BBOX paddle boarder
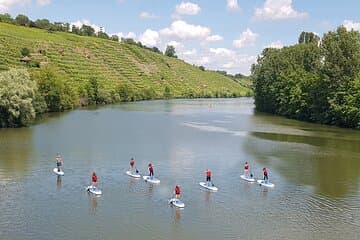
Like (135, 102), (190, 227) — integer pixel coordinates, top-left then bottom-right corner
(244, 162), (250, 177)
(175, 185), (181, 199)
(130, 157), (135, 171)
(55, 153), (63, 172)
(206, 169), (212, 186)
(148, 163), (154, 178)
(92, 172), (98, 187)
(263, 167), (268, 183)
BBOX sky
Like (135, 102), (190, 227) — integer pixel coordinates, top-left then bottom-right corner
(1, 0), (360, 75)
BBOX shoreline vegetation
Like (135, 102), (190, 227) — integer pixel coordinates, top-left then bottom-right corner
(0, 15), (251, 128)
(252, 27), (360, 129)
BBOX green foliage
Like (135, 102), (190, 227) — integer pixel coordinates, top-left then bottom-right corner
(252, 26), (360, 128)
(15, 14), (30, 26)
(0, 69), (36, 127)
(80, 25), (95, 36)
(199, 66), (205, 71)
(35, 19), (51, 29)
(163, 85), (172, 99)
(110, 35), (119, 42)
(97, 31), (109, 39)
(0, 13), (14, 24)
(165, 45), (177, 58)
(21, 48), (30, 57)
(32, 66), (78, 112)
(298, 31), (320, 44)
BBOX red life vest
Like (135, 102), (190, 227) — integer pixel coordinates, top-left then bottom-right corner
(245, 164), (249, 170)
(175, 186), (180, 194)
(92, 174), (98, 182)
(206, 170), (211, 177)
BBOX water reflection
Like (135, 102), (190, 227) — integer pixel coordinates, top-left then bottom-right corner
(56, 176), (62, 190)
(247, 129), (360, 198)
(0, 128), (33, 179)
(89, 195), (99, 214)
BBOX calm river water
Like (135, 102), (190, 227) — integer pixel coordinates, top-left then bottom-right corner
(0, 98), (359, 239)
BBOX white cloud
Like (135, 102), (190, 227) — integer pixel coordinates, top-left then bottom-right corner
(233, 28), (258, 48)
(206, 34), (223, 42)
(139, 11), (158, 20)
(210, 47), (234, 57)
(114, 32), (137, 40)
(255, 0), (307, 20)
(175, 1), (201, 15)
(166, 40), (184, 49)
(37, 0), (51, 6)
(139, 29), (160, 47)
(181, 48), (197, 56)
(0, 0), (30, 12)
(71, 20), (103, 33)
(264, 40), (284, 49)
(160, 20), (210, 40)
(227, 0), (240, 11)
(343, 20), (360, 32)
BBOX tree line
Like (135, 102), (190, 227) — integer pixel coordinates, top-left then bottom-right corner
(252, 27), (360, 128)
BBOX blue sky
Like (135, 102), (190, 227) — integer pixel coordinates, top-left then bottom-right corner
(1, 0), (360, 75)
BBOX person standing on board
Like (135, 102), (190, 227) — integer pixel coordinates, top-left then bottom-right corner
(175, 185), (181, 199)
(206, 169), (212, 186)
(244, 162), (250, 177)
(129, 158), (135, 172)
(148, 163), (154, 178)
(92, 172), (98, 187)
(55, 153), (63, 172)
(263, 168), (269, 182)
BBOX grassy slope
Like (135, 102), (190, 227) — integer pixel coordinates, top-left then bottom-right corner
(0, 23), (250, 98)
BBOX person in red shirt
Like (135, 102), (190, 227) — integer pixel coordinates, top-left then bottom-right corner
(148, 163), (154, 178)
(206, 169), (212, 186)
(244, 162), (249, 177)
(92, 172), (98, 187)
(175, 185), (181, 199)
(263, 168), (268, 182)
(129, 158), (135, 171)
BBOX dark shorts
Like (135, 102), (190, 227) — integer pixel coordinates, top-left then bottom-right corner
(149, 170), (154, 176)
(56, 162), (61, 167)
(206, 176), (211, 181)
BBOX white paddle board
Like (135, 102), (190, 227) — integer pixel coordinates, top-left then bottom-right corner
(240, 174), (255, 182)
(86, 186), (102, 195)
(257, 180), (275, 188)
(126, 170), (141, 178)
(199, 182), (218, 191)
(53, 167), (64, 176)
(168, 198), (185, 208)
(143, 176), (160, 184)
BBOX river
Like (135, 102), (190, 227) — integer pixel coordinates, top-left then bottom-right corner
(0, 98), (359, 239)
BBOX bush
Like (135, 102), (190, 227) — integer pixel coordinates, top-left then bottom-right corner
(0, 69), (37, 127)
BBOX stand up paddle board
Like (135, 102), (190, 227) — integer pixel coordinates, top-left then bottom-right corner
(168, 198), (185, 208)
(199, 182), (218, 191)
(86, 186), (102, 195)
(257, 180), (275, 188)
(126, 170), (141, 178)
(240, 174), (255, 182)
(143, 176), (160, 184)
(53, 168), (64, 176)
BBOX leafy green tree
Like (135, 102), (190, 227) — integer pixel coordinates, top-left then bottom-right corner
(298, 31), (320, 44)
(165, 45), (177, 58)
(199, 66), (205, 71)
(15, 14), (30, 26)
(0, 69), (37, 127)
(0, 13), (14, 24)
(71, 25), (80, 35)
(97, 31), (109, 39)
(110, 35), (119, 41)
(80, 25), (95, 36)
(35, 19), (51, 29)
(32, 66), (78, 112)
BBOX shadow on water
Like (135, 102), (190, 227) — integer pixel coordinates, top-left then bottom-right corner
(56, 176), (62, 190)
(246, 128), (360, 198)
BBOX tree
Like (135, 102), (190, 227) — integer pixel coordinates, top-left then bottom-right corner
(0, 13), (14, 24)
(165, 45), (177, 58)
(110, 35), (119, 42)
(0, 69), (37, 127)
(35, 19), (51, 29)
(298, 31), (320, 44)
(15, 14), (30, 26)
(21, 48), (30, 57)
(71, 25), (80, 35)
(97, 31), (109, 39)
(80, 25), (95, 36)
(199, 66), (205, 71)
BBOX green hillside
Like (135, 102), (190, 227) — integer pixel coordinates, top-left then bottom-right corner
(0, 22), (250, 100)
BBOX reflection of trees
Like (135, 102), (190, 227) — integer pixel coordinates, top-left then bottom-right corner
(245, 131), (360, 198)
(0, 128), (33, 179)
